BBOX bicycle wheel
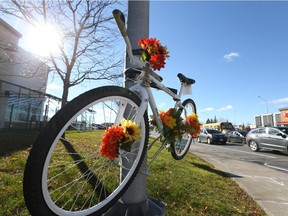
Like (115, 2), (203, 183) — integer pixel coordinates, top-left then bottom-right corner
(23, 86), (148, 216)
(171, 98), (197, 160)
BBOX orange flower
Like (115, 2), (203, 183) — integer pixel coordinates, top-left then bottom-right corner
(159, 108), (177, 129)
(184, 114), (201, 137)
(138, 38), (160, 53)
(159, 108), (173, 120)
(163, 116), (176, 129)
(99, 120), (142, 159)
(100, 126), (124, 159)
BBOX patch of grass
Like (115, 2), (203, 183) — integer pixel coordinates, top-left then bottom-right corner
(0, 130), (39, 216)
(0, 132), (266, 215)
(147, 140), (266, 215)
(0, 147), (31, 215)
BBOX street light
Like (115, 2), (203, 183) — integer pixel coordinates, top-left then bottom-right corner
(258, 96), (269, 114)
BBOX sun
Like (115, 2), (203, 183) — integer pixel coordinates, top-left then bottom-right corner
(24, 23), (62, 56)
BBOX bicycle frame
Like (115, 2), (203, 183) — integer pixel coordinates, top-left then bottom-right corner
(113, 9), (193, 169)
(123, 66), (191, 171)
(129, 69), (188, 134)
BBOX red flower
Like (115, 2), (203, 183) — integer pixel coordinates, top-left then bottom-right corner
(149, 54), (166, 71)
(138, 38), (169, 71)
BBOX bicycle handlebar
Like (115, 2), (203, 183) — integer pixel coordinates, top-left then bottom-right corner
(113, 9), (144, 68)
(112, 9), (127, 37)
(112, 9), (162, 83)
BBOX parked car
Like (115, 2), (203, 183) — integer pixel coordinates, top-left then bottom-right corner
(274, 126), (288, 135)
(92, 123), (107, 130)
(197, 128), (227, 144)
(227, 130), (247, 144)
(246, 127), (288, 152)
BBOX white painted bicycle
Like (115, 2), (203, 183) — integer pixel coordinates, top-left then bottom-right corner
(23, 9), (197, 216)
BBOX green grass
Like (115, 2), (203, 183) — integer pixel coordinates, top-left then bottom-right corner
(0, 131), (266, 216)
(147, 139), (266, 215)
(0, 131), (36, 216)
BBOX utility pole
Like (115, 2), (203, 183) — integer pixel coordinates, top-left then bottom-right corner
(124, 0), (149, 88)
(258, 96), (269, 114)
(105, 1), (166, 215)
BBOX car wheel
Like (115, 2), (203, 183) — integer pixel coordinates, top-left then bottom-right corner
(249, 140), (259, 152)
(207, 138), (211, 144)
(197, 137), (201, 143)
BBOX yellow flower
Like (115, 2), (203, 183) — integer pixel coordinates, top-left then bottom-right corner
(121, 119), (142, 142)
(188, 113), (199, 122)
(163, 115), (176, 129)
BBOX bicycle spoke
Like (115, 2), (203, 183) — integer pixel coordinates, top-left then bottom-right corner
(24, 87), (148, 215)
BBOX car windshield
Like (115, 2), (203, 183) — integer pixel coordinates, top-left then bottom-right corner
(207, 129), (221, 134)
(238, 131), (247, 136)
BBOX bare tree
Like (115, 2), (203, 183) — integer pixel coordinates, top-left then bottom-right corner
(0, 0), (124, 106)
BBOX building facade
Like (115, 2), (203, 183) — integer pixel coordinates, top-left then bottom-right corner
(255, 111), (287, 127)
(0, 18), (58, 130)
(278, 107), (288, 126)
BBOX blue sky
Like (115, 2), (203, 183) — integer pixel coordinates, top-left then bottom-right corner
(147, 1), (288, 126)
(4, 1), (288, 126)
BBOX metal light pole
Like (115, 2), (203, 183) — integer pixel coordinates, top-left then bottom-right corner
(258, 96), (269, 114)
(105, 1), (165, 215)
(124, 0), (149, 89)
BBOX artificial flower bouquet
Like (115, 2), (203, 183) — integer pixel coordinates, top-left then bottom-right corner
(150, 108), (200, 144)
(100, 119), (141, 159)
(138, 38), (169, 71)
(184, 113), (201, 138)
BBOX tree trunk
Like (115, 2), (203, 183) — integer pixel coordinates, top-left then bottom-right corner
(62, 82), (69, 106)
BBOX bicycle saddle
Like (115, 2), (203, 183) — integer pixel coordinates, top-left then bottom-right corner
(177, 73), (195, 84)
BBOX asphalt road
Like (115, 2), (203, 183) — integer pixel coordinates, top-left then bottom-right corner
(189, 141), (288, 216)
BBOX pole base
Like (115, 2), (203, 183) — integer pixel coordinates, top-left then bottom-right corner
(104, 196), (166, 216)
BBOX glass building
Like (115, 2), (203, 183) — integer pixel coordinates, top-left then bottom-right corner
(0, 18), (60, 130)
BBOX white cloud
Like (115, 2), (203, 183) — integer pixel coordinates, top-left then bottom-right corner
(218, 105), (233, 111)
(201, 107), (214, 112)
(47, 83), (62, 90)
(269, 97), (288, 104)
(201, 105), (234, 112)
(223, 52), (240, 62)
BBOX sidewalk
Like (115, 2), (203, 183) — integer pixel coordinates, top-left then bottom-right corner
(189, 144), (288, 216)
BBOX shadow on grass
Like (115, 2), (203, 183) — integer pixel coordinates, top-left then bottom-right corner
(191, 162), (243, 178)
(0, 130), (39, 157)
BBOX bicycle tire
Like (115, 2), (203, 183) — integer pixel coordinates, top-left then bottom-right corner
(23, 86), (148, 216)
(171, 98), (197, 160)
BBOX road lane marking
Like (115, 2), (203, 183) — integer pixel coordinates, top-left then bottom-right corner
(264, 163), (288, 173)
(269, 178), (285, 186)
(241, 174), (286, 186)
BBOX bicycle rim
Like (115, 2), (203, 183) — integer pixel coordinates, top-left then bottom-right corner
(171, 99), (196, 160)
(24, 86), (148, 216)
